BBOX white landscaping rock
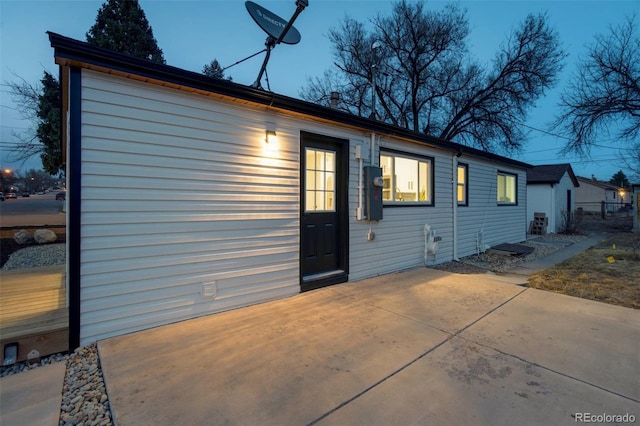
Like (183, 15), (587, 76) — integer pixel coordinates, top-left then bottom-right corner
(13, 229), (34, 245)
(34, 229), (57, 244)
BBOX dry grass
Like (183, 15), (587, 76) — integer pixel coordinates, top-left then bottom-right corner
(528, 232), (640, 309)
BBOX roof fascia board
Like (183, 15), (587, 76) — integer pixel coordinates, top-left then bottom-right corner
(48, 31), (531, 170)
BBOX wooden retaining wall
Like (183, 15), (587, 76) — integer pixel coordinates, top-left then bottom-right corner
(0, 265), (67, 364)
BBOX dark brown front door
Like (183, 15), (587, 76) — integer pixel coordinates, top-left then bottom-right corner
(300, 132), (348, 291)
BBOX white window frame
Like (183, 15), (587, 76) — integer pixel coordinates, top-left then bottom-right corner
(497, 171), (517, 205)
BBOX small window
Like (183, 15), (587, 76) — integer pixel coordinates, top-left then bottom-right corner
(497, 171), (517, 205)
(457, 163), (468, 206)
(380, 152), (433, 205)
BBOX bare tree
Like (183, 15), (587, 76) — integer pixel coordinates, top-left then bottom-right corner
(6, 75), (41, 161)
(6, 72), (62, 175)
(621, 142), (640, 181)
(301, 0), (565, 154)
(441, 13), (565, 152)
(554, 14), (639, 157)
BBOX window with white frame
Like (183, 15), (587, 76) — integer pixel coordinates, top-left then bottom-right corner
(380, 152), (433, 204)
(497, 171), (517, 205)
(457, 163), (468, 206)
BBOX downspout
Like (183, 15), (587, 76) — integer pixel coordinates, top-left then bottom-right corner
(356, 132), (377, 222)
(356, 145), (364, 220)
(452, 153), (458, 260)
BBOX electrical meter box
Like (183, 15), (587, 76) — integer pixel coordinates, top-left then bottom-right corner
(364, 166), (383, 220)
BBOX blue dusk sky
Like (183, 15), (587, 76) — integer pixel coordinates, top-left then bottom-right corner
(0, 0), (637, 181)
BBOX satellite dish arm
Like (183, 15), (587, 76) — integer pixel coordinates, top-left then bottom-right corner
(274, 0), (308, 45)
(252, 0), (309, 89)
(252, 37), (275, 89)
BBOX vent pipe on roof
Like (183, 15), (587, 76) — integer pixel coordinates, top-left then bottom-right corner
(330, 91), (340, 109)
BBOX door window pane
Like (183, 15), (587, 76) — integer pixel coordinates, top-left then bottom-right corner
(305, 148), (336, 212)
(325, 152), (335, 172)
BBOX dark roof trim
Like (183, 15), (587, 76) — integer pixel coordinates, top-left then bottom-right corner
(48, 32), (532, 170)
(527, 163), (579, 187)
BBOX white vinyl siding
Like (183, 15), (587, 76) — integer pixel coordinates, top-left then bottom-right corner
(79, 70), (301, 343)
(348, 139), (454, 280)
(527, 185), (554, 232)
(527, 173), (576, 233)
(456, 161), (526, 258)
(76, 69), (529, 343)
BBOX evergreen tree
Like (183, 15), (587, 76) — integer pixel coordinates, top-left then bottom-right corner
(86, 0), (165, 63)
(203, 59), (231, 81)
(37, 72), (62, 175)
(609, 170), (630, 188)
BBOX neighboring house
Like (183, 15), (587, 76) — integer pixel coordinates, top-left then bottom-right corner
(526, 164), (579, 233)
(575, 176), (626, 213)
(49, 33), (530, 348)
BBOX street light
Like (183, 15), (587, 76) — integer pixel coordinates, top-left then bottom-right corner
(1, 168), (12, 193)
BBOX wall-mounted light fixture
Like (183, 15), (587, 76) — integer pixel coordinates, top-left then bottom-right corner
(265, 130), (277, 144)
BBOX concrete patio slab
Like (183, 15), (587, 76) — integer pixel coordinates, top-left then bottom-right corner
(317, 337), (639, 426)
(98, 266), (640, 426)
(462, 288), (640, 402)
(0, 361), (66, 426)
(332, 268), (526, 333)
(99, 284), (450, 426)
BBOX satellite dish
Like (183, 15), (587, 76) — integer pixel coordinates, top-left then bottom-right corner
(245, 0), (309, 89)
(246, 1), (301, 45)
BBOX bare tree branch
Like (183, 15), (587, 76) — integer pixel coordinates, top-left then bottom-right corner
(5, 75), (47, 163)
(300, 1), (565, 155)
(554, 14), (640, 156)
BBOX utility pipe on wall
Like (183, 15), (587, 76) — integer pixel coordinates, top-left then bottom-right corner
(356, 144), (364, 220)
(370, 132), (376, 167)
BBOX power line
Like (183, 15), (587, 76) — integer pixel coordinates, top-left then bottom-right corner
(513, 118), (626, 145)
(0, 125), (31, 130)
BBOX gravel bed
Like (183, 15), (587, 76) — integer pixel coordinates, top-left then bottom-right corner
(59, 344), (113, 426)
(432, 233), (588, 274)
(2, 243), (66, 270)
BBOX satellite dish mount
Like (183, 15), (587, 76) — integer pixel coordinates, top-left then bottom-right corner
(245, 0), (308, 89)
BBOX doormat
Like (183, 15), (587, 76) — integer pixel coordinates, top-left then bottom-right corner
(489, 243), (535, 256)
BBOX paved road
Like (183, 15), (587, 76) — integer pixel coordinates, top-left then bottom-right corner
(0, 193), (66, 227)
